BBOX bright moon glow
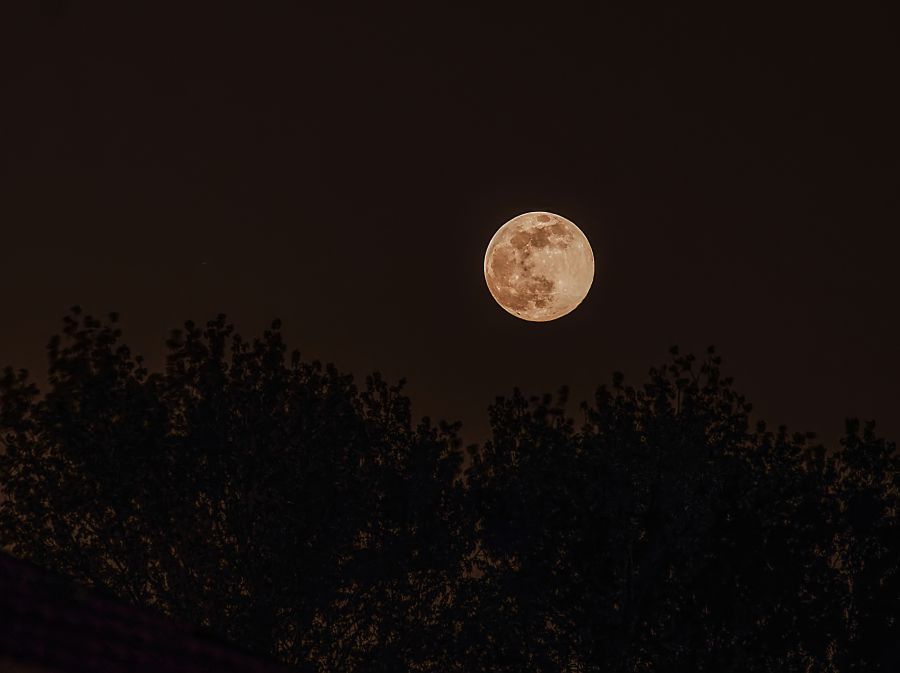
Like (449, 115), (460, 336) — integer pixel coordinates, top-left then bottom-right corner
(484, 211), (594, 322)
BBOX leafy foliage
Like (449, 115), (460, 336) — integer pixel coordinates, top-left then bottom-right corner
(0, 310), (468, 671)
(1, 313), (898, 671)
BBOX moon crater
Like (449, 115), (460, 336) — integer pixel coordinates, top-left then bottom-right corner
(484, 211), (594, 322)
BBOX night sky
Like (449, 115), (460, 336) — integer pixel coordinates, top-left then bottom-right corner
(2, 3), (898, 446)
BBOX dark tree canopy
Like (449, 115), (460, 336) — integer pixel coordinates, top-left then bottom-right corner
(1, 311), (898, 671)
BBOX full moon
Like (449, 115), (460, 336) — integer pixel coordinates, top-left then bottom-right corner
(484, 211), (594, 322)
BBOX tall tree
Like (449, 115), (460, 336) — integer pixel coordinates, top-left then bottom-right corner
(464, 348), (899, 672)
(0, 309), (470, 671)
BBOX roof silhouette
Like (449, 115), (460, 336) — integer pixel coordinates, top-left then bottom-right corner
(0, 553), (291, 673)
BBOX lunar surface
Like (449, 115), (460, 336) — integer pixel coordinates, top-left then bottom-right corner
(484, 211), (594, 322)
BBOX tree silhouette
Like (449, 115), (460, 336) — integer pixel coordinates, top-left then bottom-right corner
(465, 348), (899, 671)
(1, 313), (897, 671)
(0, 309), (470, 671)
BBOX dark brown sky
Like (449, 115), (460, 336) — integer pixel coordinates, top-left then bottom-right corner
(2, 3), (898, 446)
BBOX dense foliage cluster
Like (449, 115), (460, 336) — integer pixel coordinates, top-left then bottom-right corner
(1, 310), (897, 671)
